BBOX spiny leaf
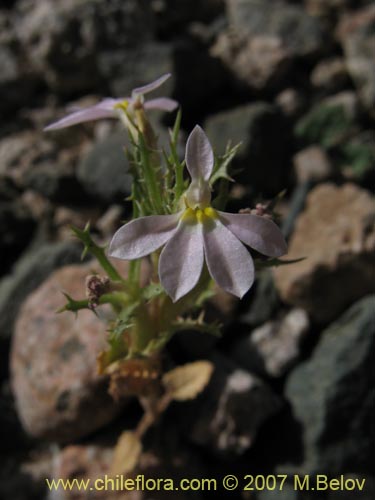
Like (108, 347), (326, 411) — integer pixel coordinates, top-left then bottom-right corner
(210, 142), (241, 185)
(57, 292), (91, 315)
(170, 315), (222, 337)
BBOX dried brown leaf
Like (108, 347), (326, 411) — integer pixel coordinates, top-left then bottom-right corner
(110, 431), (142, 476)
(162, 361), (214, 401)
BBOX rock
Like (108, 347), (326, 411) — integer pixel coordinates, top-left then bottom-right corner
(77, 131), (132, 205)
(241, 270), (280, 327)
(311, 57), (349, 91)
(336, 4), (375, 113)
(49, 440), (206, 500)
(99, 42), (174, 99)
(20, 190), (51, 220)
(96, 205), (124, 240)
(0, 241), (82, 344)
(10, 262), (125, 442)
(23, 162), (85, 204)
(211, 31), (292, 91)
(328, 476), (375, 500)
(179, 354), (282, 458)
(293, 146), (333, 184)
(323, 91), (359, 122)
(281, 181), (312, 240)
(0, 40), (38, 117)
(305, 0), (351, 18)
(285, 295), (375, 474)
(205, 102), (290, 195)
(275, 88), (304, 118)
(15, 0), (154, 94)
(0, 130), (84, 200)
(226, 0), (327, 58)
(256, 484), (300, 500)
(232, 309), (309, 377)
(0, 201), (36, 277)
(52, 444), (113, 484)
(153, 0), (225, 38)
(274, 183), (375, 322)
(0, 131), (42, 182)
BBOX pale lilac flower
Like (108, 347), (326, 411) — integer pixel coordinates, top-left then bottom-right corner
(109, 126), (287, 302)
(44, 74), (178, 131)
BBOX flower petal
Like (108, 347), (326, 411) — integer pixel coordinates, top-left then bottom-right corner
(144, 97), (179, 112)
(132, 74), (171, 97)
(203, 219), (254, 298)
(109, 213), (180, 260)
(159, 222), (204, 302)
(185, 125), (214, 182)
(218, 212), (287, 257)
(44, 99), (120, 131)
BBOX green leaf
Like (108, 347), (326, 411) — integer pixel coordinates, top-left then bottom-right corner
(142, 282), (165, 301)
(295, 104), (352, 148)
(57, 292), (91, 315)
(110, 302), (139, 339)
(210, 142), (241, 185)
(254, 256), (306, 270)
(70, 224), (125, 283)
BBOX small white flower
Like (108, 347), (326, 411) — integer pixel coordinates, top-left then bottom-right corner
(44, 74), (178, 131)
(109, 126), (287, 302)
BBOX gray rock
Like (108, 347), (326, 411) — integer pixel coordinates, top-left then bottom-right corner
(310, 57), (350, 92)
(227, 0), (327, 58)
(15, 0), (154, 94)
(241, 270), (280, 327)
(337, 4), (375, 113)
(180, 354), (282, 458)
(256, 484), (301, 500)
(23, 163), (85, 203)
(285, 295), (375, 474)
(211, 30), (292, 91)
(328, 476), (375, 500)
(99, 42), (174, 98)
(0, 41), (38, 117)
(205, 102), (289, 195)
(77, 131), (132, 204)
(153, 0), (225, 37)
(0, 241), (82, 343)
(233, 309), (309, 377)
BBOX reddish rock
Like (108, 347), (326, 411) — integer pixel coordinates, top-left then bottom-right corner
(10, 260), (140, 442)
(274, 183), (375, 322)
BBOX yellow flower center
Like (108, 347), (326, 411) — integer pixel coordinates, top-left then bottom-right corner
(114, 100), (129, 112)
(181, 206), (218, 225)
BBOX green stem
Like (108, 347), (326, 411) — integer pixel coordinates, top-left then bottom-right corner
(92, 246), (126, 283)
